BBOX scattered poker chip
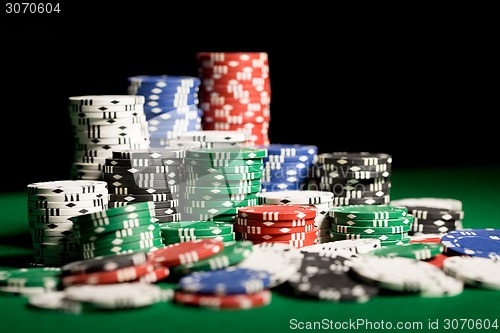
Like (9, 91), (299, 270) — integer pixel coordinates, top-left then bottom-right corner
(174, 289), (271, 310)
(286, 252), (378, 302)
(171, 240), (253, 275)
(368, 243), (443, 260)
(178, 266), (271, 295)
(409, 234), (443, 244)
(237, 205), (317, 221)
(60, 252), (149, 276)
(424, 253), (448, 268)
(147, 238), (224, 267)
(442, 256), (500, 290)
(328, 205), (407, 219)
(237, 242), (304, 287)
(61, 263), (155, 286)
(440, 228), (500, 258)
(350, 255), (463, 297)
(0, 267), (61, 290)
(300, 239), (382, 254)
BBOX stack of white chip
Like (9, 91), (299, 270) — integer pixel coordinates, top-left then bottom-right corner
(257, 190), (334, 243)
(68, 95), (150, 180)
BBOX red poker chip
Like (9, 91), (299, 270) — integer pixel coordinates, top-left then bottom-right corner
(201, 82), (270, 95)
(203, 106), (270, 118)
(202, 113), (270, 125)
(237, 205), (318, 221)
(201, 102), (268, 114)
(202, 122), (270, 133)
(174, 289), (271, 309)
(199, 67), (270, 79)
(146, 238), (224, 267)
(197, 52), (269, 65)
(61, 263), (154, 286)
(136, 266), (170, 283)
(234, 217), (315, 228)
(234, 224), (316, 235)
(423, 253), (449, 268)
(409, 236), (442, 244)
(239, 229), (318, 241)
(200, 93), (270, 107)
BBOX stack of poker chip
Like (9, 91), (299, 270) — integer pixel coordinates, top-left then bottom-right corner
(71, 202), (165, 259)
(196, 52), (271, 147)
(311, 152), (392, 206)
(166, 129), (248, 150)
(328, 205), (414, 247)
(389, 197), (464, 235)
(235, 205), (319, 248)
(68, 95), (150, 180)
(159, 221), (236, 245)
(27, 180), (109, 267)
(182, 147), (267, 222)
(259, 144), (318, 192)
(102, 148), (184, 223)
(256, 190), (334, 243)
(127, 75), (202, 148)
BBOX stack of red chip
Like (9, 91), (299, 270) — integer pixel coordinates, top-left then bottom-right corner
(235, 205), (319, 248)
(196, 52), (271, 147)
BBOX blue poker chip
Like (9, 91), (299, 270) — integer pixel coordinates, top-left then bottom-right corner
(262, 144), (318, 157)
(440, 228), (500, 259)
(178, 267), (271, 295)
(264, 154), (317, 164)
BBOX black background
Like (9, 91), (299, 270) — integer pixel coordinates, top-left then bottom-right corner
(0, 3), (497, 192)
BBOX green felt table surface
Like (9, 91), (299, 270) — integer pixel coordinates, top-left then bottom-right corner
(1, 165), (500, 333)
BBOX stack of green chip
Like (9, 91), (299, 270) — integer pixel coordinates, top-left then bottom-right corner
(71, 202), (165, 259)
(181, 147), (266, 222)
(328, 205), (414, 246)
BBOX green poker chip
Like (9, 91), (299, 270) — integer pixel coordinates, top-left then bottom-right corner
(329, 231), (409, 242)
(186, 147), (267, 160)
(369, 243), (443, 260)
(328, 205), (408, 219)
(162, 232), (235, 245)
(184, 164), (264, 174)
(0, 267), (61, 288)
(159, 221), (234, 237)
(331, 224), (411, 235)
(333, 215), (414, 227)
(81, 238), (165, 259)
(171, 240), (253, 275)
(76, 223), (162, 243)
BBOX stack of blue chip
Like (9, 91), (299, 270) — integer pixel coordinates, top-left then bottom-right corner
(259, 144), (318, 192)
(127, 75), (203, 147)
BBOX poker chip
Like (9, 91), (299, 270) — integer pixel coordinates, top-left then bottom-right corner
(69, 95), (150, 180)
(440, 228), (500, 258)
(442, 256), (500, 290)
(237, 205), (317, 221)
(178, 267), (271, 295)
(350, 255), (464, 297)
(329, 205), (408, 219)
(61, 263), (155, 286)
(286, 252), (378, 302)
(174, 289), (271, 310)
(300, 239), (382, 255)
(237, 242), (304, 287)
(368, 243), (443, 260)
(147, 238), (224, 267)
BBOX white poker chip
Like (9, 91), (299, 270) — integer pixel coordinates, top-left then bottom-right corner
(68, 95), (145, 106)
(389, 197), (462, 211)
(442, 256), (500, 290)
(28, 291), (82, 314)
(64, 283), (173, 309)
(257, 190), (334, 205)
(174, 130), (248, 143)
(236, 243), (304, 287)
(350, 256), (463, 297)
(301, 239), (382, 255)
(27, 180), (108, 195)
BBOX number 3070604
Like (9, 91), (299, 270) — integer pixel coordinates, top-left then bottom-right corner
(5, 3), (60, 14)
